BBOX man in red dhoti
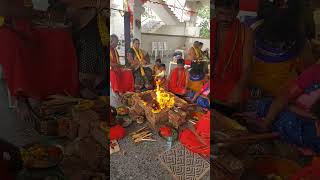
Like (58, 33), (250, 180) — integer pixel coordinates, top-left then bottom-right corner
(110, 34), (134, 94)
(211, 0), (253, 112)
(168, 58), (189, 96)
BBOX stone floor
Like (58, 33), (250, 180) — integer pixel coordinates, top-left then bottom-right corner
(110, 91), (210, 180)
(0, 79), (42, 147)
(110, 122), (210, 180)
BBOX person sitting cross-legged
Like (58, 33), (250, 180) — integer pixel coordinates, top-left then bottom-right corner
(168, 58), (189, 96)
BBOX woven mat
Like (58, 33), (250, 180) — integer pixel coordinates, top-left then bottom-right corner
(158, 143), (210, 180)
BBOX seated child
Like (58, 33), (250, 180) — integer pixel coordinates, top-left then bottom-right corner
(153, 58), (162, 75)
(188, 74), (210, 108)
(249, 64), (320, 153)
(154, 64), (166, 88)
(168, 58), (189, 96)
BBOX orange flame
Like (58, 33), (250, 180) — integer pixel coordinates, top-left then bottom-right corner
(152, 79), (175, 113)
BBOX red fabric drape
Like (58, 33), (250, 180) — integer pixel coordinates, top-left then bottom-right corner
(211, 18), (249, 103)
(240, 0), (259, 12)
(0, 21), (78, 99)
(179, 111), (210, 156)
(110, 48), (134, 93)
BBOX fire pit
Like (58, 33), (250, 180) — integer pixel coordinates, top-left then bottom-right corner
(132, 80), (188, 129)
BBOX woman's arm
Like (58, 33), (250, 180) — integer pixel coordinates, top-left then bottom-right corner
(288, 105), (317, 120)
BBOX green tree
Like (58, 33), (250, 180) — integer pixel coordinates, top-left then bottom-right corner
(198, 6), (210, 38)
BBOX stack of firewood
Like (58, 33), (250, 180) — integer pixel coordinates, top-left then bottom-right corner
(39, 95), (80, 118)
(130, 127), (156, 143)
(168, 108), (187, 129)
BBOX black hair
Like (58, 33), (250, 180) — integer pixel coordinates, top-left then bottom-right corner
(190, 62), (205, 76)
(156, 59), (162, 63)
(160, 64), (166, 68)
(199, 42), (204, 46)
(177, 58), (185, 65)
(258, 0), (304, 44)
(132, 38), (140, 43)
(111, 34), (118, 40)
(214, 0), (239, 9)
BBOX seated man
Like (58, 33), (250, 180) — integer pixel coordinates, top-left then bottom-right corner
(211, 0), (253, 113)
(188, 74), (210, 109)
(110, 34), (134, 94)
(127, 38), (153, 91)
(168, 58), (189, 96)
(249, 64), (320, 153)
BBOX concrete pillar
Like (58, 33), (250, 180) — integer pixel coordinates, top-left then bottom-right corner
(130, 0), (144, 41)
(186, 1), (200, 26)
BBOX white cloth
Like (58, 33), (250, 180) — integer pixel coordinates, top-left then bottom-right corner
(110, 83), (122, 108)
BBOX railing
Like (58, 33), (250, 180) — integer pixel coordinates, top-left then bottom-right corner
(163, 0), (189, 22)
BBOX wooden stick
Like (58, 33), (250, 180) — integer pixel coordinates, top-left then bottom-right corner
(130, 127), (147, 136)
(214, 132), (280, 144)
(131, 131), (150, 139)
(141, 139), (156, 142)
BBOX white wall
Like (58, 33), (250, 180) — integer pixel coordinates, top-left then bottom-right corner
(141, 34), (187, 54)
(154, 25), (186, 36)
(154, 24), (201, 37)
(141, 34), (210, 58)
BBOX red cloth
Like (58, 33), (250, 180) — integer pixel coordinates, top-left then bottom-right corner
(292, 158), (320, 180)
(110, 48), (134, 93)
(240, 0), (259, 12)
(179, 111), (210, 156)
(195, 111), (210, 144)
(110, 125), (126, 140)
(159, 126), (172, 137)
(168, 67), (187, 95)
(110, 69), (134, 93)
(185, 59), (192, 65)
(211, 18), (249, 103)
(0, 21), (78, 99)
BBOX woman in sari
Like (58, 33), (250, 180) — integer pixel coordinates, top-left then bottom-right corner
(248, 64), (320, 153)
(188, 74), (210, 109)
(250, 0), (316, 98)
(127, 38), (153, 91)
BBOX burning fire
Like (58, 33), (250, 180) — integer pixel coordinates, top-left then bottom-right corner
(152, 79), (175, 113)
